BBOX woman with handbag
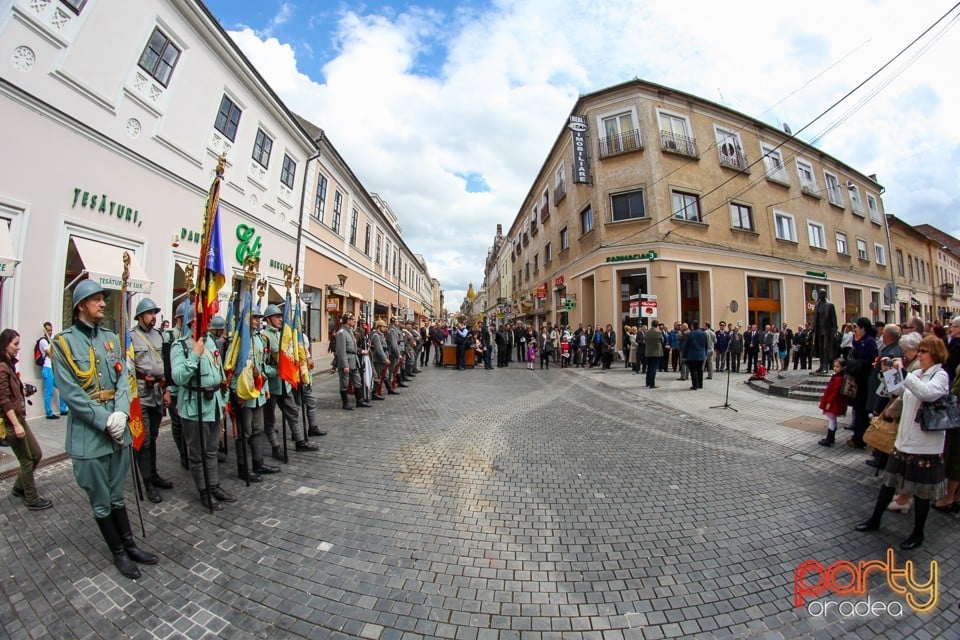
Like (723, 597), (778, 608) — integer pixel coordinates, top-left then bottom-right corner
(855, 335), (950, 549)
(0, 329), (52, 510)
(932, 318), (960, 512)
(880, 332), (922, 513)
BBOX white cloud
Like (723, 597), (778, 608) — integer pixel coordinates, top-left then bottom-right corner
(225, 0), (960, 308)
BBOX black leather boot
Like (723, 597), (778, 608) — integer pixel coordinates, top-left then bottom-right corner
(817, 429), (835, 447)
(95, 515), (140, 579)
(901, 498), (929, 549)
(112, 507), (158, 565)
(253, 459), (280, 474)
(200, 490), (223, 511)
(856, 485), (895, 532)
(211, 485), (237, 503)
(355, 391), (372, 408)
(341, 391), (353, 410)
(271, 445), (284, 461)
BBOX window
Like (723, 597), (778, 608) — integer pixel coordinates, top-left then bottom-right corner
(525, 262), (530, 280)
(672, 192), (701, 222)
(280, 154), (296, 189)
(364, 224), (371, 255)
(773, 211), (796, 242)
(715, 127), (746, 170)
(874, 243), (887, 265)
(659, 112), (692, 153)
(313, 174), (327, 221)
(836, 231), (849, 255)
(796, 159), (817, 192)
(137, 28), (181, 87)
(560, 227), (569, 251)
(531, 209), (538, 235)
(534, 253), (539, 272)
(611, 190), (646, 222)
(857, 239), (869, 261)
(252, 129), (272, 168)
(554, 165), (566, 202)
(896, 249), (904, 276)
(824, 172), (844, 207)
(332, 191), (342, 233)
(730, 203), (754, 231)
(807, 221), (826, 249)
(60, 0), (88, 13)
(600, 111), (640, 156)
(849, 186), (864, 216)
(761, 143), (788, 182)
(545, 242), (552, 263)
(866, 194), (881, 222)
(349, 209), (359, 245)
(580, 207), (593, 234)
(542, 189), (550, 220)
(213, 95), (242, 142)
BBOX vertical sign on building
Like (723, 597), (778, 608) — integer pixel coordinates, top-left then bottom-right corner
(569, 115), (590, 184)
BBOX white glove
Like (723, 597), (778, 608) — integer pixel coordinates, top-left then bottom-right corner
(106, 412), (128, 443)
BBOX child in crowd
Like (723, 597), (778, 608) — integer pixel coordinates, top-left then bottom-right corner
(560, 338), (570, 368)
(817, 358), (848, 446)
(526, 341), (537, 370)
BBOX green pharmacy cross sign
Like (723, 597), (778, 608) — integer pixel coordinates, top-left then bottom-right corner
(606, 250), (657, 263)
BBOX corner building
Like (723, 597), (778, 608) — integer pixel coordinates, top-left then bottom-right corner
(497, 79), (894, 330)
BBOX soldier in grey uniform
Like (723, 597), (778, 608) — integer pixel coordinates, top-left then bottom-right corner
(294, 329), (327, 436)
(129, 298), (173, 504)
(171, 306), (235, 510)
(337, 312), (372, 410)
(386, 317), (407, 389)
(163, 301), (188, 469)
(262, 304), (317, 455)
(52, 280), (158, 580)
(404, 320), (419, 377)
(370, 319), (391, 398)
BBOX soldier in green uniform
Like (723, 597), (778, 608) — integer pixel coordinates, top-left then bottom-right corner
(51, 280), (158, 580)
(162, 301), (188, 469)
(170, 306), (235, 510)
(230, 306), (280, 482)
(261, 304), (316, 456)
(129, 298), (173, 503)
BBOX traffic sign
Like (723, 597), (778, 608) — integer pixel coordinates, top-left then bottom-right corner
(640, 294), (657, 300)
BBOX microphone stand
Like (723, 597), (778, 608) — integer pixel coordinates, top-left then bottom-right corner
(710, 345), (737, 412)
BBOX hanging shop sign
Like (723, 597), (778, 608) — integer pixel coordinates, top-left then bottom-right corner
(71, 187), (143, 227)
(570, 115), (590, 184)
(535, 283), (548, 299)
(554, 275), (565, 287)
(806, 270), (827, 279)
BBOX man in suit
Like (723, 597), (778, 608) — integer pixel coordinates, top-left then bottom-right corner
(644, 322), (664, 388)
(682, 321), (708, 389)
(743, 324), (758, 372)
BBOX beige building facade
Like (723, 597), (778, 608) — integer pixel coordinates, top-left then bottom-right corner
(492, 80), (895, 331)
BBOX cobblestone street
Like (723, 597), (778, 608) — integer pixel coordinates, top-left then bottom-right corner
(1, 363), (958, 639)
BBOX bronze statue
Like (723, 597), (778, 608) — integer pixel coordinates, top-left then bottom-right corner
(811, 289), (837, 372)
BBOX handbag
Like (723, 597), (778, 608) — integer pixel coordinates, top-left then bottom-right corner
(918, 394), (960, 431)
(863, 415), (897, 454)
(840, 373), (858, 400)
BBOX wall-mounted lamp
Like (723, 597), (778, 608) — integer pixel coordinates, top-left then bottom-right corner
(337, 273), (347, 288)
(846, 181), (857, 191)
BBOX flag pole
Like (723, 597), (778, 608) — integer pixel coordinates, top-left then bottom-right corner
(294, 276), (310, 442)
(194, 154), (227, 514)
(121, 252), (146, 537)
(280, 266), (293, 464)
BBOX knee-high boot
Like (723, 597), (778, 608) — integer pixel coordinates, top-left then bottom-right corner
(341, 390), (352, 410)
(901, 498), (929, 549)
(355, 390), (372, 408)
(855, 485), (896, 531)
(95, 515), (140, 579)
(112, 506), (158, 565)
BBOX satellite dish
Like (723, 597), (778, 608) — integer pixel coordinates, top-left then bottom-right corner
(729, 300), (739, 313)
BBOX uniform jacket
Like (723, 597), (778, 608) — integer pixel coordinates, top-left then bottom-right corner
(714, 330), (730, 353)
(52, 321), (132, 459)
(336, 326), (360, 370)
(262, 324), (291, 395)
(229, 333), (268, 409)
(171, 334), (227, 422)
(129, 324), (165, 407)
(370, 330), (388, 366)
(387, 325), (401, 358)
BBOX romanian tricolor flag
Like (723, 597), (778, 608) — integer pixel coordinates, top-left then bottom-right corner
(194, 157), (227, 339)
(124, 334), (146, 451)
(278, 291), (300, 388)
(293, 295), (311, 386)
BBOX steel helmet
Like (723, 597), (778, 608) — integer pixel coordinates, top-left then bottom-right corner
(182, 304), (195, 327)
(135, 297), (161, 318)
(251, 305), (263, 318)
(210, 316), (226, 330)
(72, 280), (108, 309)
(263, 304), (282, 319)
(174, 300), (189, 319)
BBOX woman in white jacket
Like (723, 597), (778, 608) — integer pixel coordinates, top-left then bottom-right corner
(855, 335), (950, 550)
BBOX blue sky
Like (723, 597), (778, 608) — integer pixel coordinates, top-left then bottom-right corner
(203, 0), (960, 310)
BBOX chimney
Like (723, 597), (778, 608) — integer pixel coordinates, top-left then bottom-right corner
(496, 224), (502, 236)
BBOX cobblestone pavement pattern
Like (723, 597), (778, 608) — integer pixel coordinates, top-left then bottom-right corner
(1, 364), (958, 639)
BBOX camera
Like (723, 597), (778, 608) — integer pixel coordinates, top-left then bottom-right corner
(24, 383), (37, 397)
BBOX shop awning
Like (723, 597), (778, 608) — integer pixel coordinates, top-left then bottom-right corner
(72, 237), (152, 293)
(330, 287), (365, 300)
(0, 223), (19, 278)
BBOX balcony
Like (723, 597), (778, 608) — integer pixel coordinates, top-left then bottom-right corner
(941, 283), (956, 297)
(826, 185), (845, 207)
(718, 148), (749, 172)
(800, 181), (822, 199)
(598, 129), (642, 159)
(660, 130), (698, 158)
(553, 182), (566, 204)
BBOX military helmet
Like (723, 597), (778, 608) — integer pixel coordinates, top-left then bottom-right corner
(263, 304), (282, 319)
(72, 279), (108, 309)
(340, 312), (355, 324)
(182, 304), (195, 327)
(210, 316), (226, 330)
(251, 305), (263, 318)
(135, 297), (161, 318)
(174, 300), (189, 319)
